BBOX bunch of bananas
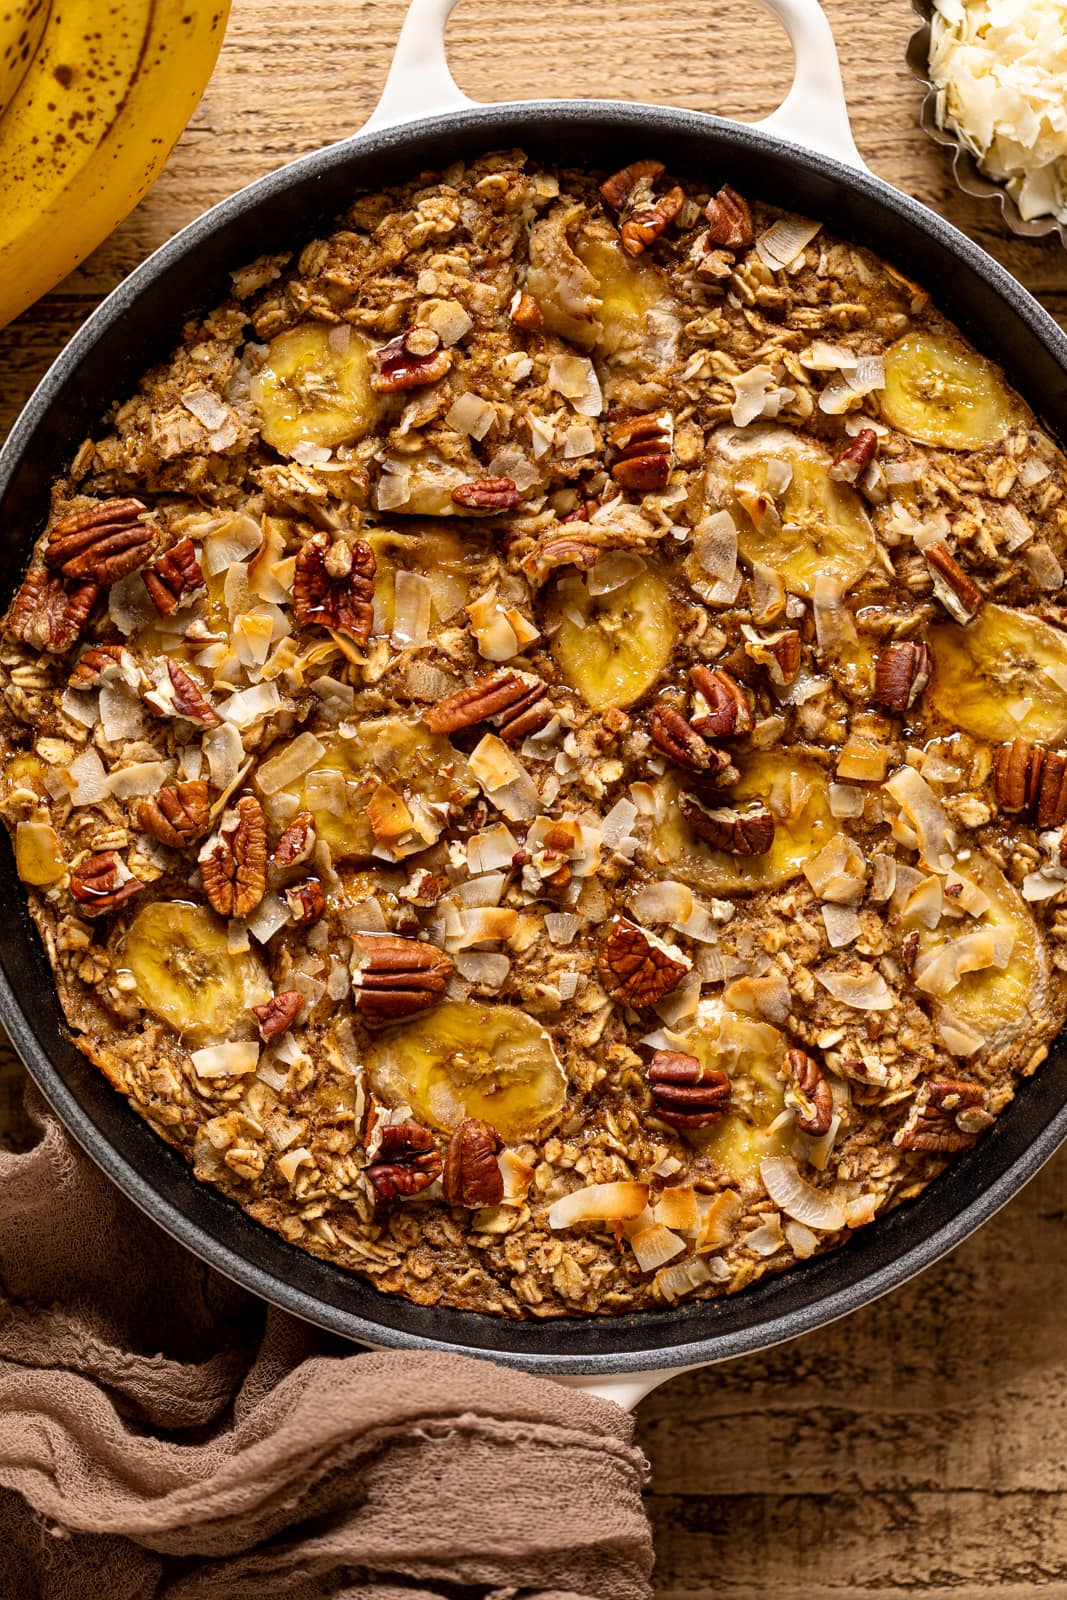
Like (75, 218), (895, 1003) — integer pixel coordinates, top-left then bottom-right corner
(0, 0), (229, 330)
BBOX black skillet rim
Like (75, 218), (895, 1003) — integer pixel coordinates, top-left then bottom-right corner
(2, 99), (1067, 1375)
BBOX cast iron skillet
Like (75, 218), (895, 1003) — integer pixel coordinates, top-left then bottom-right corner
(2, 0), (1067, 1405)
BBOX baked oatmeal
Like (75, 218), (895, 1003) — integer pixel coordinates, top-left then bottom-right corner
(2, 150), (1067, 1317)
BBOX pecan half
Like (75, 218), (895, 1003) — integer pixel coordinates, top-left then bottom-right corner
(509, 290), (544, 331)
(424, 669), (547, 738)
(351, 932), (454, 1022)
(598, 916), (690, 1007)
(829, 428), (879, 485)
(70, 851), (143, 915)
(703, 184), (754, 250)
(146, 658), (220, 726)
(600, 159), (665, 212)
(993, 738), (1046, 814)
(783, 1048), (834, 1137)
(649, 703), (738, 785)
(365, 1120), (443, 1203)
(293, 532), (375, 644)
(442, 1118), (504, 1208)
(678, 793), (775, 856)
(895, 1076), (989, 1153)
(451, 477), (522, 513)
(137, 780), (211, 848)
(609, 410), (674, 493)
(45, 498), (155, 583)
(143, 538), (205, 615)
(521, 531), (600, 585)
(68, 643), (130, 688)
(744, 627), (802, 686)
(273, 812), (316, 868)
(689, 666), (753, 736)
(7, 567), (100, 654)
(372, 325), (453, 393)
(873, 640), (932, 711)
(199, 795), (268, 919)
(924, 543), (982, 622)
(284, 878), (326, 926)
(253, 989), (303, 1041)
(1038, 750), (1067, 828)
(621, 185), (685, 256)
(648, 1050), (730, 1129)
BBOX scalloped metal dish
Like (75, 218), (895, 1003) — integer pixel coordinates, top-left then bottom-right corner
(907, 0), (1067, 247)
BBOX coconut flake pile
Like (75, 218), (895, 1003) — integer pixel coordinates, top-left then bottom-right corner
(929, 0), (1067, 222)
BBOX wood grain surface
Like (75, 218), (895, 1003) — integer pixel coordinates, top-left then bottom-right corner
(2, 2), (1066, 1594)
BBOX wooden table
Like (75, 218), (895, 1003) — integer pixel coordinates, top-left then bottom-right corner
(2, 2), (1066, 1593)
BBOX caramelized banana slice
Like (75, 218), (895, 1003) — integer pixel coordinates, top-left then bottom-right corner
(670, 997), (791, 1177)
(365, 526), (476, 638)
(273, 717), (476, 863)
(250, 324), (377, 455)
(576, 234), (682, 364)
(880, 332), (1016, 451)
(120, 900), (270, 1044)
(365, 1000), (567, 1143)
(915, 853), (1048, 1054)
(649, 751), (835, 895)
(707, 425), (875, 597)
(927, 604), (1067, 744)
(548, 565), (675, 710)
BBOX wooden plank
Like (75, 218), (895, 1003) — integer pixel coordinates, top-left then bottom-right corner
(2, 3), (1067, 1594)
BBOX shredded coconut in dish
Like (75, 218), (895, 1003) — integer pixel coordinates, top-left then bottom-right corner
(929, 0), (1067, 222)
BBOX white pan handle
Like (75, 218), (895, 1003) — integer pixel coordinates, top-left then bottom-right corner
(363, 0), (866, 171)
(554, 1364), (702, 1410)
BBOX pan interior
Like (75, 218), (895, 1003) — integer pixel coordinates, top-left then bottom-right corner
(3, 101), (1067, 1372)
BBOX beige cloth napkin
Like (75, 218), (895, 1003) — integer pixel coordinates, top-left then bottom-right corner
(0, 1075), (653, 1599)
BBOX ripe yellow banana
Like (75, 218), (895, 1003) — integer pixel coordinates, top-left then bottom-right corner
(0, 0), (49, 119)
(0, 0), (229, 330)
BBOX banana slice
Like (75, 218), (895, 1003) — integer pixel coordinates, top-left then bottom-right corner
(914, 853), (1047, 1053)
(274, 717), (476, 862)
(250, 324), (377, 456)
(366, 526), (475, 638)
(880, 332), (1016, 451)
(548, 565), (675, 709)
(707, 425), (875, 597)
(649, 751), (835, 895)
(669, 997), (791, 1177)
(576, 235), (682, 363)
(119, 900), (270, 1045)
(927, 604), (1067, 744)
(365, 1000), (567, 1143)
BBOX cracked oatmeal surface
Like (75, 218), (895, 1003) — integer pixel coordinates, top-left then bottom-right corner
(2, 150), (1067, 1316)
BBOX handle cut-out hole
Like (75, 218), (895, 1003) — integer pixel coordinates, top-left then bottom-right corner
(444, 0), (793, 122)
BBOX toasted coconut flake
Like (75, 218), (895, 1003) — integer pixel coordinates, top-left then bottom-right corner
(724, 971), (791, 1025)
(601, 795), (639, 848)
(900, 873), (944, 929)
(498, 1148), (535, 1205)
(99, 681), (146, 742)
(392, 570), (433, 648)
(190, 1040), (260, 1078)
(630, 1222), (686, 1272)
(68, 748), (110, 806)
(730, 365), (777, 427)
(219, 681), (283, 729)
(692, 511), (738, 585)
(654, 970), (702, 1028)
(468, 589), (521, 662)
(813, 573), (859, 657)
(246, 891), (291, 944)
(654, 1255), (712, 1303)
(425, 298), (474, 347)
(829, 782), (865, 819)
(816, 964), (894, 1011)
(938, 1018), (986, 1057)
(654, 1185), (700, 1234)
(110, 760), (176, 799)
(755, 216), (821, 269)
(783, 1219), (819, 1259)
(837, 736), (888, 783)
(202, 721), (244, 791)
(695, 1189), (742, 1253)
(548, 1180), (650, 1229)
(803, 832), (867, 903)
(545, 912), (582, 946)
(744, 1213), (785, 1256)
(587, 552), (647, 597)
(547, 353), (602, 417)
(761, 1155), (846, 1231)
(1026, 541), (1065, 591)
(822, 903), (861, 948)
(454, 950), (511, 987)
(277, 1146), (313, 1184)
(884, 764), (956, 871)
(467, 823), (519, 874)
(913, 928), (1011, 997)
(255, 733), (327, 796)
(202, 513), (262, 577)
(632, 878), (694, 925)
